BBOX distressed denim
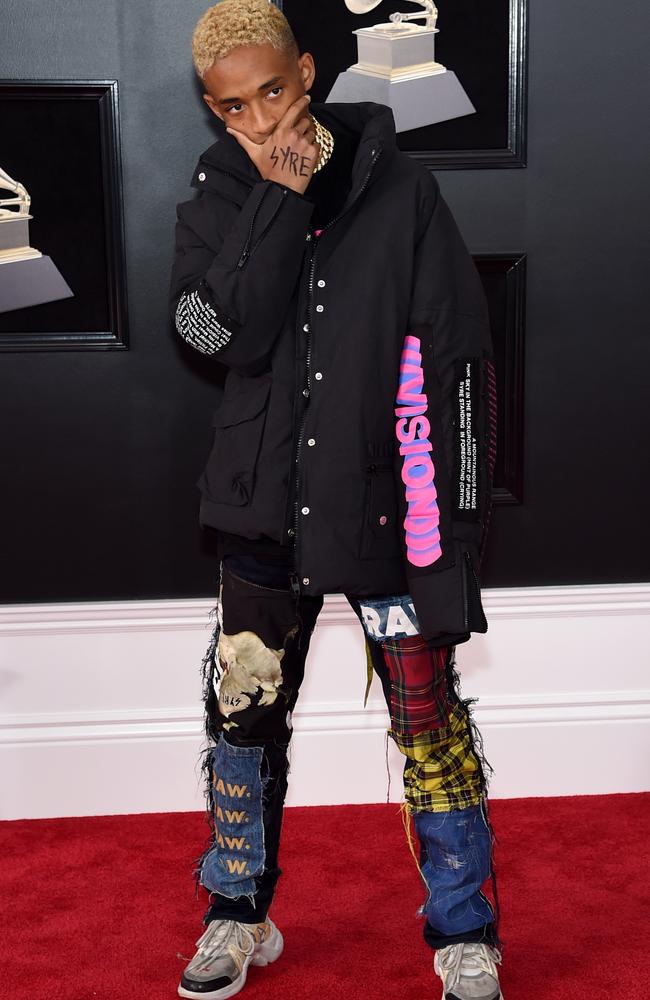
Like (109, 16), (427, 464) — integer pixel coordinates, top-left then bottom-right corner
(201, 736), (265, 899)
(197, 557), (501, 954)
(415, 803), (498, 947)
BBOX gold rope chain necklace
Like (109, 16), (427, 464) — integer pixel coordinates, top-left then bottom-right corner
(309, 113), (334, 172)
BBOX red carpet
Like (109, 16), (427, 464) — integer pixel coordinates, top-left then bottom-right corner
(2, 793), (648, 999)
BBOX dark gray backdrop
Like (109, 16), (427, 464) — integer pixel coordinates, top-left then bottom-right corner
(1, 0), (648, 603)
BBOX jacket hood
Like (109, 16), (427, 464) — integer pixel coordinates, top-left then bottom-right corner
(192, 100), (397, 205)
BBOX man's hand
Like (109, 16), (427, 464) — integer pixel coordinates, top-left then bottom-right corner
(225, 94), (320, 196)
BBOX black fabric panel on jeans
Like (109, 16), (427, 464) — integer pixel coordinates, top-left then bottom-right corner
(222, 555), (294, 590)
(220, 559), (300, 650)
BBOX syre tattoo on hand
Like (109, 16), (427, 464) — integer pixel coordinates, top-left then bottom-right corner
(270, 144), (313, 177)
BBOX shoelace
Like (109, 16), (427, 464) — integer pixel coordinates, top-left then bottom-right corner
(437, 942), (503, 991)
(192, 919), (257, 974)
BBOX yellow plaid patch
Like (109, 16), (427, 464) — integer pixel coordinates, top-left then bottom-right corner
(390, 701), (486, 813)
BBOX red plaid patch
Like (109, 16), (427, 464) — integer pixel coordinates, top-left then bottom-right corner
(381, 637), (452, 734)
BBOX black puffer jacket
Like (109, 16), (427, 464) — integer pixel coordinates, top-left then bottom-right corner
(169, 100), (497, 645)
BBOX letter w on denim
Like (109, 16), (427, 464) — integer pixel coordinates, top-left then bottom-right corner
(201, 735), (265, 899)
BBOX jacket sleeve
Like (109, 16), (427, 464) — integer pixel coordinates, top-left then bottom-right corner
(394, 175), (498, 644)
(169, 179), (315, 375)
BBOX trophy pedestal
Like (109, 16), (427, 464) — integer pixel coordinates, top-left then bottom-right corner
(0, 255), (74, 314)
(0, 217), (41, 262)
(327, 21), (475, 132)
(0, 214), (73, 313)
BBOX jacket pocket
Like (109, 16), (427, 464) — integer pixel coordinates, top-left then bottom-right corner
(359, 462), (402, 560)
(461, 544), (488, 633)
(236, 184), (288, 269)
(199, 375), (272, 506)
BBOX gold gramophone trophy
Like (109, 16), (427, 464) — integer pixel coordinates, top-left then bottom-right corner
(0, 166), (73, 314)
(327, 1), (475, 131)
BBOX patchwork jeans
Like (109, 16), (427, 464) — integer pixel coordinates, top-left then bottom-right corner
(195, 555), (502, 953)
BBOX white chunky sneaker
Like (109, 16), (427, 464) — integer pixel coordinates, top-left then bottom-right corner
(434, 941), (503, 1000)
(178, 917), (284, 999)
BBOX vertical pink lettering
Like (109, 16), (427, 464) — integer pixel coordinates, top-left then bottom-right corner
(394, 334), (443, 566)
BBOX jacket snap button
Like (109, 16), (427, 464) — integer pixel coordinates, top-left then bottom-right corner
(314, 371), (323, 380)
(316, 304), (324, 313)
(302, 577), (310, 585)
(379, 515), (388, 526)
(317, 279), (326, 287)
(307, 438), (315, 446)
(301, 506), (310, 515)
(303, 323), (309, 332)
(198, 171), (206, 182)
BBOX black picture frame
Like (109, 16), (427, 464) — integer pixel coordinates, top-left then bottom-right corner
(0, 80), (129, 351)
(474, 253), (526, 505)
(274, 0), (528, 168)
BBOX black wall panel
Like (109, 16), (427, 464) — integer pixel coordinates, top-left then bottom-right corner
(1, 1), (648, 602)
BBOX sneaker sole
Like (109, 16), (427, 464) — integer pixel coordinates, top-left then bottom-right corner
(178, 922), (284, 1000)
(439, 978), (504, 1000)
(442, 990), (504, 1000)
(443, 995), (503, 1000)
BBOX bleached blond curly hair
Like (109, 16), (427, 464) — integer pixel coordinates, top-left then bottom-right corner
(192, 0), (300, 80)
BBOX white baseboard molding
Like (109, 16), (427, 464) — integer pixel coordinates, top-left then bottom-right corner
(1, 583), (649, 819)
(2, 582), (649, 636)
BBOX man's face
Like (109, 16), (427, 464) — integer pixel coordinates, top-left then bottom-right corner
(202, 42), (315, 145)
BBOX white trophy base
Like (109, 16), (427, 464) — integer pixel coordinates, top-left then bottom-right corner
(0, 254), (74, 314)
(326, 68), (476, 132)
(0, 246), (42, 264)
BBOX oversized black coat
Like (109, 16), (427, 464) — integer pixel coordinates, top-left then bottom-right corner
(169, 100), (497, 646)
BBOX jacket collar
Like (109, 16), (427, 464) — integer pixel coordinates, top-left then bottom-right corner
(191, 100), (396, 207)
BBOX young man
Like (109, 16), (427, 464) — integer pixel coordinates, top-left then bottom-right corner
(169, 2), (503, 997)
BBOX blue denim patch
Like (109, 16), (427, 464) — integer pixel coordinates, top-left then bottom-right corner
(351, 593), (421, 643)
(414, 802), (495, 935)
(200, 735), (265, 899)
